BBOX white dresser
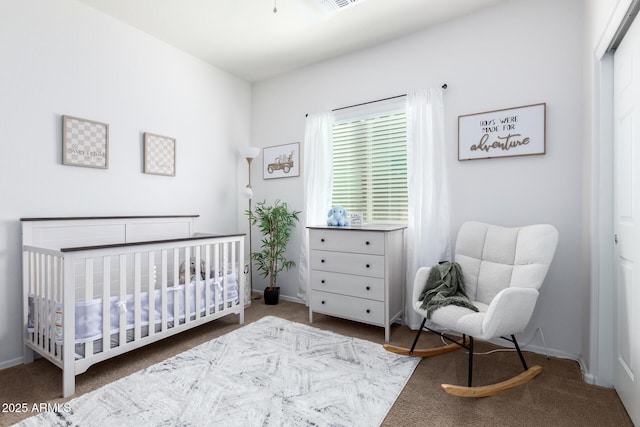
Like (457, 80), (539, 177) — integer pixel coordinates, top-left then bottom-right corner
(307, 224), (406, 342)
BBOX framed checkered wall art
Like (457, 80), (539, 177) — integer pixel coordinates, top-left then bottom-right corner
(62, 115), (109, 169)
(143, 132), (176, 176)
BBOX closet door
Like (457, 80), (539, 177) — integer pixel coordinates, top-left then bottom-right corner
(613, 10), (640, 425)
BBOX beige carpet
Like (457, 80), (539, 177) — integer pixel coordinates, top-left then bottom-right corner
(0, 297), (633, 427)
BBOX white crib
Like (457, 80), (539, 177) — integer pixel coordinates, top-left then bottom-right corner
(21, 215), (244, 397)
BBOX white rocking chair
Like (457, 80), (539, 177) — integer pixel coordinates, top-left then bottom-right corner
(385, 221), (558, 397)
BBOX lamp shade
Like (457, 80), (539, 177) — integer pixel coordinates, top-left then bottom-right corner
(239, 146), (260, 159)
(242, 187), (254, 199)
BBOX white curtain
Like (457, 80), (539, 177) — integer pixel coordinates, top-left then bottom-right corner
(405, 88), (451, 329)
(298, 112), (334, 303)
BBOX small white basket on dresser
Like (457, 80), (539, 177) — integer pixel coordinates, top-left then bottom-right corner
(307, 224), (406, 342)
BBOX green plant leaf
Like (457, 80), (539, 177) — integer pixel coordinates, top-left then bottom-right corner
(246, 199), (301, 289)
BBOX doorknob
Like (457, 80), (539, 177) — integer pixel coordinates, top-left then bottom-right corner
(614, 234), (619, 244)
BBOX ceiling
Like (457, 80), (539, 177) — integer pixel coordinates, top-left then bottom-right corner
(76, 0), (507, 82)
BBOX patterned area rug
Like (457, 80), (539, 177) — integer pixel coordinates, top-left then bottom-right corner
(17, 316), (420, 427)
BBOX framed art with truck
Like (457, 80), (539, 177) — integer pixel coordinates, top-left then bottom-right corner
(263, 142), (300, 179)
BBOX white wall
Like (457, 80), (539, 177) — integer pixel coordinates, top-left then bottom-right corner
(250, 0), (585, 358)
(0, 0), (251, 368)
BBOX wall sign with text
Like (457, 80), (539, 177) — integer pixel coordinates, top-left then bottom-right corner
(458, 103), (546, 161)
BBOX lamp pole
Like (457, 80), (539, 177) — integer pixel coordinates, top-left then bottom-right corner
(240, 146), (261, 301)
(246, 157), (254, 299)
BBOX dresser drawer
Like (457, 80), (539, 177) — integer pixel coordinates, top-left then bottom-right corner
(310, 270), (384, 300)
(311, 250), (384, 278)
(311, 290), (384, 325)
(309, 229), (385, 255)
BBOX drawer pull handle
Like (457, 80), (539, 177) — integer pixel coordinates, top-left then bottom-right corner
(321, 238), (325, 242)
(365, 241), (370, 245)
(366, 309), (371, 314)
(321, 300), (326, 305)
(366, 286), (370, 291)
(321, 280), (325, 284)
(366, 264), (370, 268)
(321, 259), (325, 263)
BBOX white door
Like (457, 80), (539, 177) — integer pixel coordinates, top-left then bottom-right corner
(613, 12), (640, 426)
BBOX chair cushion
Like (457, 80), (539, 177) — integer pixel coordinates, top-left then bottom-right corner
(454, 222), (557, 305)
(414, 300), (489, 337)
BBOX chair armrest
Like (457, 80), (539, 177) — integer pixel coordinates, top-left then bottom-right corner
(412, 266), (432, 304)
(480, 287), (539, 340)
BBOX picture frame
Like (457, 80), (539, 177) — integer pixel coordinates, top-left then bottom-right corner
(263, 142), (300, 179)
(349, 212), (364, 226)
(62, 115), (109, 169)
(458, 103), (546, 161)
(143, 132), (176, 176)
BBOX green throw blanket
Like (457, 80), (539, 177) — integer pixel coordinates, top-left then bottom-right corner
(418, 261), (478, 319)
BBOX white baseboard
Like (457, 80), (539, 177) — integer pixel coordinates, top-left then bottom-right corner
(496, 341), (608, 387)
(250, 289), (305, 305)
(279, 294), (305, 304)
(581, 371), (596, 385)
(0, 356), (24, 371)
(521, 342), (579, 362)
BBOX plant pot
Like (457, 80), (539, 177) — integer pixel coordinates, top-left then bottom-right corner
(264, 286), (280, 305)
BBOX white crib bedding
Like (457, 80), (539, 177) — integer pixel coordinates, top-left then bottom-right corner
(75, 273), (238, 343)
(28, 273), (238, 351)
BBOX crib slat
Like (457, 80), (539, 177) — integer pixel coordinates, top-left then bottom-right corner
(85, 258), (94, 358)
(134, 252), (141, 340)
(204, 244), (211, 317)
(42, 254), (50, 352)
(194, 246), (201, 320)
(103, 256), (111, 352)
(213, 244), (220, 314)
(119, 255), (127, 347)
(43, 254), (56, 355)
(46, 255), (55, 355)
(53, 256), (59, 308)
(39, 254), (45, 350)
(46, 254), (54, 352)
(148, 251), (155, 337)
(184, 247), (190, 324)
(231, 241), (237, 309)
(229, 242), (234, 308)
(161, 250), (168, 331)
(55, 255), (63, 356)
(233, 241), (237, 307)
(173, 249), (179, 327)
(223, 243), (230, 309)
(39, 253), (47, 350)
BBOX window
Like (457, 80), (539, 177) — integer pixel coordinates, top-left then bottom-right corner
(331, 99), (408, 223)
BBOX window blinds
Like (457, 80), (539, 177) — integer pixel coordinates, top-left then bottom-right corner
(331, 100), (408, 224)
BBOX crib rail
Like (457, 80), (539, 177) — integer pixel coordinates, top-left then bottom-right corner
(23, 234), (244, 397)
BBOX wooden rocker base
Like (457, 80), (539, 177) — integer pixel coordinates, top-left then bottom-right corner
(383, 338), (467, 358)
(441, 364), (543, 398)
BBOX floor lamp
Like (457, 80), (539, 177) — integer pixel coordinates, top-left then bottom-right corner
(239, 146), (261, 301)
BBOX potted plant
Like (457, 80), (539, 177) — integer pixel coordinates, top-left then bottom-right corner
(246, 199), (301, 305)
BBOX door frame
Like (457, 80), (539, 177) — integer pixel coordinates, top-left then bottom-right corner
(590, 0), (636, 387)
